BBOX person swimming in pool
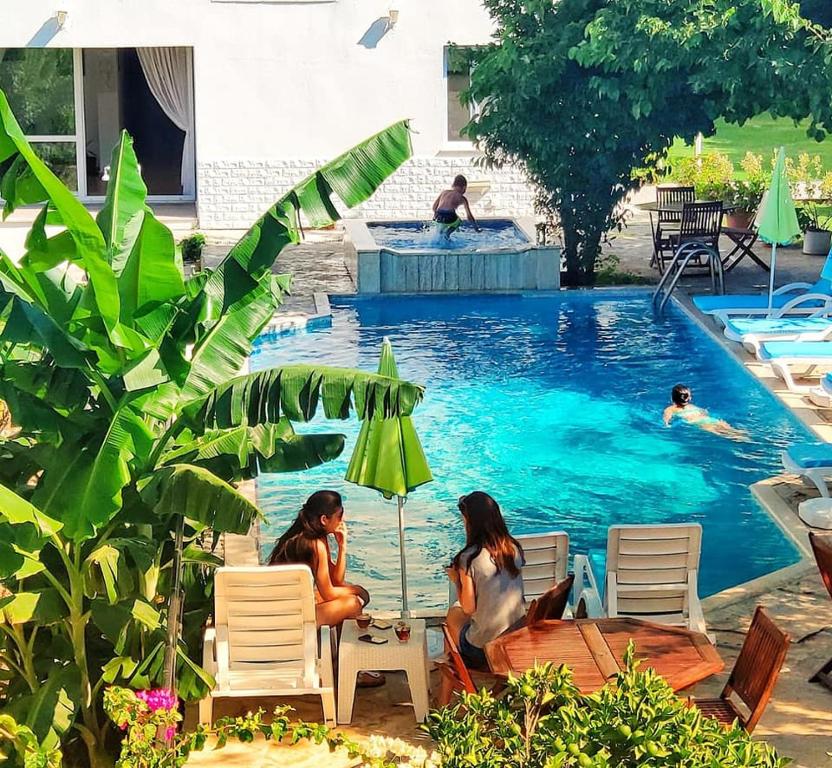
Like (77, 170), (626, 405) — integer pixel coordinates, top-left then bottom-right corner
(663, 384), (750, 441)
(432, 174), (481, 239)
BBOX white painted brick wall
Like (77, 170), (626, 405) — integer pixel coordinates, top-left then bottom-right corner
(197, 157), (536, 229)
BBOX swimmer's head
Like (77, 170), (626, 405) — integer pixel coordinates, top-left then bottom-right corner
(452, 174), (467, 193)
(671, 384), (692, 407)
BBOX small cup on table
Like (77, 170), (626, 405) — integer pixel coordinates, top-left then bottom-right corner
(356, 613), (372, 629)
(395, 621), (411, 643)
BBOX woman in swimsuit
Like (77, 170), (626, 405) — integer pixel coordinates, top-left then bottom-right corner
(663, 384), (750, 441)
(268, 490), (370, 627)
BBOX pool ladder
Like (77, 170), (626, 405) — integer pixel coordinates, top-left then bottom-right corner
(652, 241), (724, 313)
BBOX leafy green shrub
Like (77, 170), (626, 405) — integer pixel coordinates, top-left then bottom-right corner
(179, 231), (206, 264)
(426, 646), (787, 768)
(670, 152), (735, 201)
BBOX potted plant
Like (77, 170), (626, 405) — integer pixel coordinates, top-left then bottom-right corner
(798, 200), (832, 255)
(722, 153), (764, 228)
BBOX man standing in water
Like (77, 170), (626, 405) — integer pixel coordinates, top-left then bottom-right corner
(432, 174), (481, 238)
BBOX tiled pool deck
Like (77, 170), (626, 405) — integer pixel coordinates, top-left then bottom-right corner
(198, 213), (832, 767)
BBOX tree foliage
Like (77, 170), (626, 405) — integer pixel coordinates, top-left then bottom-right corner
(0, 90), (417, 768)
(466, 0), (832, 284)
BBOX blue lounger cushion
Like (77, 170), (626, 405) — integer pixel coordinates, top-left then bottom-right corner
(785, 442), (832, 469)
(694, 294), (795, 313)
(758, 341), (832, 360)
(724, 317), (832, 336)
(823, 372), (832, 395)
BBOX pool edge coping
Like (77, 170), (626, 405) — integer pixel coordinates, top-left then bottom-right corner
(673, 292), (820, 611)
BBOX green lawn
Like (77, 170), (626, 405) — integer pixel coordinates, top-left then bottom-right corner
(666, 113), (832, 176)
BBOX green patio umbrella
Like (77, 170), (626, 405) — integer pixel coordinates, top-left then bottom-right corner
(345, 337), (433, 616)
(757, 146), (801, 310)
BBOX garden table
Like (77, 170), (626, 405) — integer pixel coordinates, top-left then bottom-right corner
(637, 200), (769, 273)
(484, 618), (723, 693)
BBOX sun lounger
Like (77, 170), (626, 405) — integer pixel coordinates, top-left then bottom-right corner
(808, 371), (832, 407)
(757, 340), (832, 392)
(693, 251), (832, 326)
(781, 443), (832, 498)
(723, 315), (832, 355)
(573, 523), (709, 637)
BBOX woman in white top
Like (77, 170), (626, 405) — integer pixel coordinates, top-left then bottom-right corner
(445, 492), (525, 676)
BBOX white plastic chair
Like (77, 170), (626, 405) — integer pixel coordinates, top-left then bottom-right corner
(447, 531), (570, 610)
(573, 523), (708, 637)
(516, 531), (570, 602)
(199, 565), (336, 726)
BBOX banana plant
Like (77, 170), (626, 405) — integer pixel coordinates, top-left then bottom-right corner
(0, 90), (419, 768)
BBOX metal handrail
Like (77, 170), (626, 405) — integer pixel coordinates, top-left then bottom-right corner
(652, 241), (724, 313)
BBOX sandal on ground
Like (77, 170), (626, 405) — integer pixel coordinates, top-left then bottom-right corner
(356, 671), (386, 688)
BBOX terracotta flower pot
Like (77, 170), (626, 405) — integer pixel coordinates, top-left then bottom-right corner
(803, 229), (832, 256)
(725, 209), (754, 229)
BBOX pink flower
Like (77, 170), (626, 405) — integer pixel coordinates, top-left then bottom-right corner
(136, 688), (178, 712)
(164, 726), (176, 741)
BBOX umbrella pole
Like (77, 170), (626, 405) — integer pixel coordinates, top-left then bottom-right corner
(768, 243), (778, 312)
(397, 495), (410, 618)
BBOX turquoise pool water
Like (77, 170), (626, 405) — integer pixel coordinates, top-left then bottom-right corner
(251, 291), (804, 611)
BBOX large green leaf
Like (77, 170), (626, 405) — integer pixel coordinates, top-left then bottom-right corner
(178, 120), (412, 394)
(96, 131), (147, 274)
(0, 485), (61, 580)
(3, 666), (79, 749)
(31, 409), (153, 542)
(139, 463), (260, 535)
(161, 420), (345, 480)
(0, 91), (122, 342)
(119, 209), (185, 321)
(183, 366), (424, 430)
(0, 589), (65, 625)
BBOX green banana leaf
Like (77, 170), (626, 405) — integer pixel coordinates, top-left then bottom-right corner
(139, 464), (260, 535)
(0, 481), (61, 579)
(0, 92), (123, 342)
(31, 409), (154, 542)
(161, 421), (345, 480)
(96, 132), (148, 273)
(180, 120), (412, 397)
(184, 365), (424, 431)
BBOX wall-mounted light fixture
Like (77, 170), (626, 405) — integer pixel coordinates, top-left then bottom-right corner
(55, 10), (68, 28)
(386, 8), (399, 30)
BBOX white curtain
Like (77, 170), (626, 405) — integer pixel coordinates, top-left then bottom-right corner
(136, 47), (195, 196)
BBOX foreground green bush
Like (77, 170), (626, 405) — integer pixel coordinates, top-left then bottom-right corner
(426, 647), (787, 768)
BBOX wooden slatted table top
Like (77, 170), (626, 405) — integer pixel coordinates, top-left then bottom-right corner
(484, 618), (724, 693)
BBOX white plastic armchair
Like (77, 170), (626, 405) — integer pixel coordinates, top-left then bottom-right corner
(573, 524), (709, 638)
(447, 531), (571, 613)
(199, 565), (336, 726)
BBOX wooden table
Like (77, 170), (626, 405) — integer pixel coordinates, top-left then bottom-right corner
(485, 618), (724, 693)
(635, 200), (737, 214)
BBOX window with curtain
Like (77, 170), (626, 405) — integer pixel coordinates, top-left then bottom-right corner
(446, 46), (479, 143)
(0, 48), (78, 189)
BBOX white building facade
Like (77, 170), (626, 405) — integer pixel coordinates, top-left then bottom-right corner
(0, 0), (535, 229)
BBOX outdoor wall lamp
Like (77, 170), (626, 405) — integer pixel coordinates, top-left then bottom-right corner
(55, 10), (68, 28)
(387, 8), (399, 30)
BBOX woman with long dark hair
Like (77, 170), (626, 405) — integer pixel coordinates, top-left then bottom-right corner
(268, 490), (370, 627)
(445, 491), (525, 671)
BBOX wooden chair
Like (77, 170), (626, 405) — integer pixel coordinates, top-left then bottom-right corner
(652, 185), (695, 268)
(692, 606), (790, 733)
(526, 574), (575, 625)
(663, 201), (723, 273)
(199, 565), (336, 726)
(809, 532), (832, 689)
(436, 624), (504, 707)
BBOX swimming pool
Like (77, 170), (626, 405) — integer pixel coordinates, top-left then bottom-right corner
(252, 290), (805, 611)
(366, 219), (529, 251)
